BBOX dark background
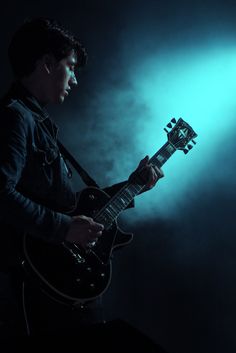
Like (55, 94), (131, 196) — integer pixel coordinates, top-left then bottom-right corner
(1, 1), (236, 352)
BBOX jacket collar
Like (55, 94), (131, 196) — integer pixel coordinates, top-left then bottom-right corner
(2, 81), (50, 122)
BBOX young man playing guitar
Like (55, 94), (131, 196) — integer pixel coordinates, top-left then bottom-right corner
(0, 17), (163, 342)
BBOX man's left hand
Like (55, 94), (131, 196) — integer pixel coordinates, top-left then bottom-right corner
(128, 155), (164, 192)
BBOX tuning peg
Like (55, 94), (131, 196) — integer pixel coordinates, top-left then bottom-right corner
(171, 118), (176, 124)
(167, 123), (172, 128)
(183, 148), (189, 154)
(187, 144), (193, 150)
(192, 139), (196, 145)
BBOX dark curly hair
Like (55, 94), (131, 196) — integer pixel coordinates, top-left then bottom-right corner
(8, 17), (88, 78)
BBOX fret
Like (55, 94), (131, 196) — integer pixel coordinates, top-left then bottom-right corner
(112, 199), (123, 212)
(113, 199), (124, 211)
(106, 204), (117, 217)
(129, 184), (143, 195)
(151, 142), (176, 168)
(108, 206), (115, 216)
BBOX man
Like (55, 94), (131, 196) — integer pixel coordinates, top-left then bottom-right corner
(0, 18), (163, 340)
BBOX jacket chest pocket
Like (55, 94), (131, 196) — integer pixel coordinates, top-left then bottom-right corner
(30, 143), (59, 190)
(32, 144), (59, 166)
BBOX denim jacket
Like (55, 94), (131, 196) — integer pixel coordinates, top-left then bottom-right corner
(0, 82), (76, 246)
(0, 82), (133, 269)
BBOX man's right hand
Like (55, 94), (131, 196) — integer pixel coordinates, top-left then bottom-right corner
(65, 215), (104, 250)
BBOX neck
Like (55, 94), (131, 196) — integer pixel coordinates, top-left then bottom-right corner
(20, 75), (48, 106)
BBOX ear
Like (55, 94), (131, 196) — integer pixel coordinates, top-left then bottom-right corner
(43, 54), (56, 74)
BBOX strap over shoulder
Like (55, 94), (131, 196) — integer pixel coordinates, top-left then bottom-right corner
(57, 140), (99, 188)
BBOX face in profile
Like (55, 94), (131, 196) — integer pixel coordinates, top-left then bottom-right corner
(47, 50), (78, 104)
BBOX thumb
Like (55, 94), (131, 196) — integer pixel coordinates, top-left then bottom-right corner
(138, 155), (149, 168)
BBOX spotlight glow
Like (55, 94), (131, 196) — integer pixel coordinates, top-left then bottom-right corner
(119, 43), (236, 222)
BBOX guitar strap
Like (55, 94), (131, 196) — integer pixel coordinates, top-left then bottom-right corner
(57, 140), (100, 188)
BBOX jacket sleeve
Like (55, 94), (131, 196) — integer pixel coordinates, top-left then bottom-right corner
(0, 107), (71, 243)
(103, 181), (135, 209)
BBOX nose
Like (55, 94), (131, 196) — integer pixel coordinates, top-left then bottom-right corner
(70, 72), (78, 86)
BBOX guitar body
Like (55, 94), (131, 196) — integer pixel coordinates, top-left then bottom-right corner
(23, 187), (133, 304)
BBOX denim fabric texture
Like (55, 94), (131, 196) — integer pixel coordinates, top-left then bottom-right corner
(0, 82), (75, 268)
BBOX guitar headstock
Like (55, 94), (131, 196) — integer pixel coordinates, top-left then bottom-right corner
(164, 118), (198, 154)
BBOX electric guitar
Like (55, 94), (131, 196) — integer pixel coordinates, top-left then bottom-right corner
(22, 117), (197, 305)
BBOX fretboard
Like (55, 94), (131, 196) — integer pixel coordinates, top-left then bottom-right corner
(95, 141), (176, 229)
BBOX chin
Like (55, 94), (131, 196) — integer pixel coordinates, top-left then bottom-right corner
(54, 95), (65, 104)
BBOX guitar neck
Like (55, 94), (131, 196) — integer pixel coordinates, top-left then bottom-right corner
(150, 141), (176, 167)
(95, 141), (176, 229)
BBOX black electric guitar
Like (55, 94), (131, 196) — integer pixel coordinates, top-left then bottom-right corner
(23, 118), (197, 305)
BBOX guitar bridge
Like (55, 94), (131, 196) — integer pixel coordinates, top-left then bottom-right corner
(62, 242), (85, 264)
